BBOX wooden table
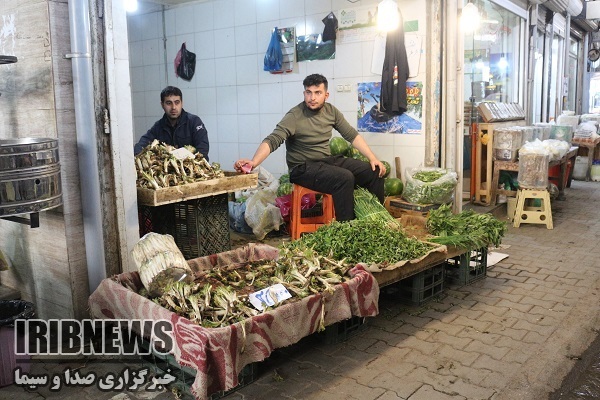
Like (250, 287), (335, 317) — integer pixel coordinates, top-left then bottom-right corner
(572, 137), (600, 181)
(137, 172), (258, 259)
(374, 245), (466, 287)
(490, 146), (578, 205)
(474, 120), (526, 205)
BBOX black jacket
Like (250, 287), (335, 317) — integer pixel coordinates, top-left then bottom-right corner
(380, 11), (409, 116)
(134, 110), (209, 160)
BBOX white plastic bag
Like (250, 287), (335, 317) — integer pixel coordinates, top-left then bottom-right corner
(403, 167), (458, 205)
(244, 188), (284, 240)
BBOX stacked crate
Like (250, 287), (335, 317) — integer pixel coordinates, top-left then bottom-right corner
(444, 247), (488, 286)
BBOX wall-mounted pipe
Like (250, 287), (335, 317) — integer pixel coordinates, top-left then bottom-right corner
(67, 0), (107, 292)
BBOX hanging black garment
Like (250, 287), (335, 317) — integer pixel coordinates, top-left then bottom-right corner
(322, 12), (338, 42)
(380, 11), (409, 116)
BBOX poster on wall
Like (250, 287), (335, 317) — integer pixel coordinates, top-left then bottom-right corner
(336, 5), (378, 43)
(357, 81), (423, 134)
(296, 34), (335, 61)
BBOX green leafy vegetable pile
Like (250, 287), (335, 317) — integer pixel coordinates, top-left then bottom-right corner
(289, 219), (435, 265)
(426, 204), (507, 250)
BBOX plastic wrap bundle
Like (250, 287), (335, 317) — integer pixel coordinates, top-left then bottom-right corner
(556, 113), (579, 130)
(534, 126), (544, 141)
(580, 114), (600, 125)
(402, 167), (458, 205)
(518, 145), (549, 189)
(574, 121), (597, 138)
(549, 125), (574, 144)
(534, 123), (553, 140)
(493, 127), (523, 161)
(520, 126), (538, 143)
(541, 139), (570, 161)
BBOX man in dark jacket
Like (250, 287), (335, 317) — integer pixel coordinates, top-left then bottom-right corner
(134, 86), (209, 160)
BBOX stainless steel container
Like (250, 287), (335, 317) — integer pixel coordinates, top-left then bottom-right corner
(0, 138), (62, 217)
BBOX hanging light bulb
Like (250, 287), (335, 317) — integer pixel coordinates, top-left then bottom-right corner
(461, 1), (480, 33)
(377, 0), (400, 32)
(124, 0), (138, 13)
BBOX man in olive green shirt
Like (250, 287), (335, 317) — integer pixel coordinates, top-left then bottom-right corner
(234, 74), (385, 221)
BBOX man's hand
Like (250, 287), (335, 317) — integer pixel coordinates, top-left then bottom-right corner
(370, 159), (386, 178)
(234, 159), (254, 173)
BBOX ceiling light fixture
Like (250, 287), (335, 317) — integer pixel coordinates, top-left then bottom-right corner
(124, 0), (138, 13)
(377, 0), (400, 32)
(461, 1), (481, 33)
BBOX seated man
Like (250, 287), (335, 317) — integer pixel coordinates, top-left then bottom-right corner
(234, 74), (385, 221)
(134, 86), (209, 160)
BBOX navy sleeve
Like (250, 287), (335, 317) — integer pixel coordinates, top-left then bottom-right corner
(134, 123), (160, 155)
(190, 115), (210, 161)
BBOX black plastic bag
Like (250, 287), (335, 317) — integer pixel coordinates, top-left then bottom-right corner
(0, 300), (35, 327)
(263, 27), (283, 72)
(175, 42), (196, 81)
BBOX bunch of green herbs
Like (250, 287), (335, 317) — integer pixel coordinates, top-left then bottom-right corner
(403, 169), (457, 205)
(289, 218), (434, 265)
(413, 170), (445, 182)
(426, 204), (507, 250)
(353, 187), (398, 226)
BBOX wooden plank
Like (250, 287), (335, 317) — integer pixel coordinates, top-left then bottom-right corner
(374, 250), (448, 287)
(137, 172), (258, 206)
(373, 244), (468, 288)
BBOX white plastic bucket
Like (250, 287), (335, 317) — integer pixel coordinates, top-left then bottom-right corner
(591, 164), (600, 182)
(506, 197), (517, 221)
(572, 156), (588, 180)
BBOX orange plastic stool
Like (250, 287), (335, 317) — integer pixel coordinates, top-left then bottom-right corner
(290, 184), (335, 240)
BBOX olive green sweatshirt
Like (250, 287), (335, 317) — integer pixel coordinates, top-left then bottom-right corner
(262, 102), (359, 170)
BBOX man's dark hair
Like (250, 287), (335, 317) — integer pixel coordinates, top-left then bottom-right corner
(160, 86), (183, 102)
(303, 74), (328, 91)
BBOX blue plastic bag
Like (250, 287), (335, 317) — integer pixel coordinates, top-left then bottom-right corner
(263, 27), (283, 72)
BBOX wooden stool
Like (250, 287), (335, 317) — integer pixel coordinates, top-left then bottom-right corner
(290, 184), (335, 240)
(513, 188), (553, 229)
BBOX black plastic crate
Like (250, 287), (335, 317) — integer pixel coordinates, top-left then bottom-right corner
(209, 362), (259, 399)
(301, 202), (323, 218)
(139, 340), (259, 399)
(318, 315), (368, 345)
(138, 193), (231, 260)
(444, 247), (488, 286)
(392, 264), (445, 306)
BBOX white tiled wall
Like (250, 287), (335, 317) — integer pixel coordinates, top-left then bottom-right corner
(128, 0), (427, 178)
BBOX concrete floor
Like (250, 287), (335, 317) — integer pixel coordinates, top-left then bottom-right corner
(2, 180), (600, 400)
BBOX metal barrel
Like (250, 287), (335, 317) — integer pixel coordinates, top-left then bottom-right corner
(0, 138), (63, 217)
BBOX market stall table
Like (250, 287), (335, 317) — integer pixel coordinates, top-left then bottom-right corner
(572, 136), (600, 181)
(88, 244), (379, 400)
(373, 245), (464, 287)
(489, 146), (578, 205)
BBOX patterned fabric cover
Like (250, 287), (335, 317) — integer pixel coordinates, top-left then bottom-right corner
(88, 243), (379, 399)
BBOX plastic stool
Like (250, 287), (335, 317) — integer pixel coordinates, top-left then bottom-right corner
(290, 184), (335, 240)
(513, 188), (553, 229)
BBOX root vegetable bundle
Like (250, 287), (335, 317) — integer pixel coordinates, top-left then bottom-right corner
(135, 140), (224, 189)
(132, 238), (354, 329)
